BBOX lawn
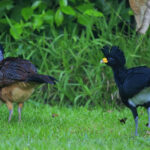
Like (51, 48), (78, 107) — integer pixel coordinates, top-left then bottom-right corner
(0, 100), (150, 150)
(0, 1), (150, 150)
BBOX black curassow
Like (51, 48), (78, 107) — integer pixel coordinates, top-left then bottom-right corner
(0, 45), (56, 122)
(101, 45), (150, 136)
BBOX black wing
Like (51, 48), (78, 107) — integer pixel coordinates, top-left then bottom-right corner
(122, 66), (150, 98)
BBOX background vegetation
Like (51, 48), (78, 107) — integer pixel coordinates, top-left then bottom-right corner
(0, 0), (150, 149)
(0, 0), (150, 107)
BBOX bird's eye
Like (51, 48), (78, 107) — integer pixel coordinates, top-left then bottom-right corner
(108, 58), (114, 61)
(108, 57), (116, 65)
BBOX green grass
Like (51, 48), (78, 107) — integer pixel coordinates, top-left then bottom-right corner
(0, 101), (150, 150)
(0, 5), (150, 149)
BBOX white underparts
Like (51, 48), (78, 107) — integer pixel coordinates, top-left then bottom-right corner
(128, 87), (150, 107)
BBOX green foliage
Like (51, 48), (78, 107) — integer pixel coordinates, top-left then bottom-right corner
(60, 0), (68, 7)
(0, 0), (147, 106)
(21, 7), (33, 21)
(61, 6), (76, 16)
(55, 9), (64, 27)
(0, 0), (108, 39)
(10, 23), (23, 40)
(2, 23), (150, 106)
(0, 103), (150, 149)
(0, 0), (133, 40)
(84, 9), (103, 17)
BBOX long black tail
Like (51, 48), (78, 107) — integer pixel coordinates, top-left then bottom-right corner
(26, 74), (57, 84)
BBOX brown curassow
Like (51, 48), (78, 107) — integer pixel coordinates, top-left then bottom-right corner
(0, 45), (56, 122)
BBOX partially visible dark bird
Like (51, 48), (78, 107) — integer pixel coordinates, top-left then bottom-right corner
(0, 45), (56, 122)
(101, 45), (150, 136)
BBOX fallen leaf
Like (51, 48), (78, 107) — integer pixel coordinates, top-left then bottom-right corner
(107, 110), (112, 113)
(52, 113), (59, 118)
(119, 117), (127, 124)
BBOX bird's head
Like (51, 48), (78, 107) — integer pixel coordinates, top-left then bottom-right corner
(101, 45), (126, 68)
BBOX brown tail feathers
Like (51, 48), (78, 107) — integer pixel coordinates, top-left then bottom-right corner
(26, 74), (57, 84)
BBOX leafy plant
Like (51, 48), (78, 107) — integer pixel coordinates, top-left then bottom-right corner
(0, 0), (142, 107)
(0, 0), (106, 39)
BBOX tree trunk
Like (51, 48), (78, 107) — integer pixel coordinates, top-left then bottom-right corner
(129, 0), (150, 34)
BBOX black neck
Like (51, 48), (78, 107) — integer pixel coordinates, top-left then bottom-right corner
(112, 66), (127, 87)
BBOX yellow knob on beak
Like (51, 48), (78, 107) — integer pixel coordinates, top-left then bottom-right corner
(101, 57), (108, 63)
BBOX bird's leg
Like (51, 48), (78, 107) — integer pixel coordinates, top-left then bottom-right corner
(18, 103), (23, 122)
(6, 101), (13, 122)
(148, 107), (150, 128)
(134, 116), (138, 136)
(130, 106), (138, 136)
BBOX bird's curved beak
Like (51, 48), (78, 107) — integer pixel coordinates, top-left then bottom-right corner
(100, 57), (108, 63)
